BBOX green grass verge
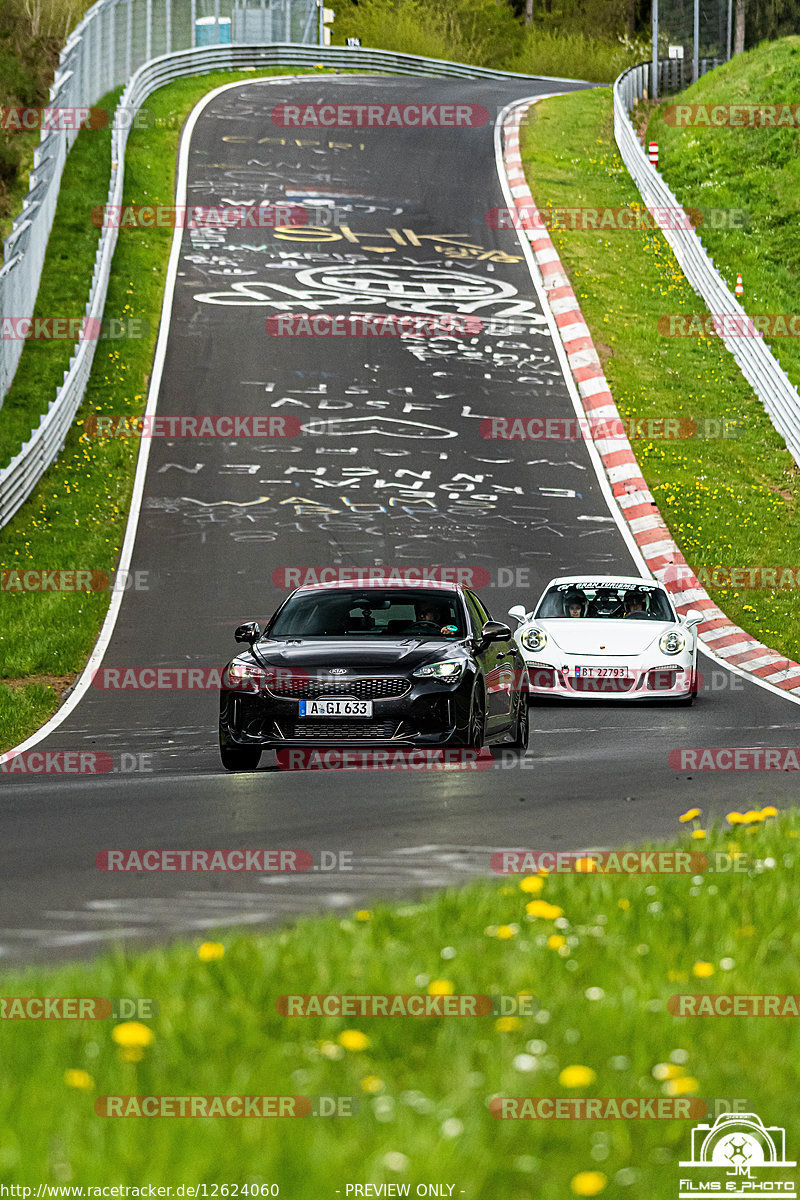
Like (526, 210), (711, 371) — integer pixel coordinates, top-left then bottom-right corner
(520, 87), (800, 657)
(0, 100), (113, 468)
(0, 811), (795, 1191)
(0, 67), (345, 752)
(650, 37), (800, 392)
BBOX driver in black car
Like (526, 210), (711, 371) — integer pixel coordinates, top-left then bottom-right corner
(411, 601), (444, 630)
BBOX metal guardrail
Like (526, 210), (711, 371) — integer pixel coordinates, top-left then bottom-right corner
(0, 40), (562, 528)
(0, 0), (319, 409)
(614, 59), (800, 468)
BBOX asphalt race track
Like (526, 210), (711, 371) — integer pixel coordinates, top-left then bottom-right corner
(1, 76), (797, 964)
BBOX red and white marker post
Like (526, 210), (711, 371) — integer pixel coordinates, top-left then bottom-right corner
(648, 141), (659, 168)
(735, 273), (743, 298)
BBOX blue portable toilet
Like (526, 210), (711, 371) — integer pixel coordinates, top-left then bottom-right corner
(195, 15), (232, 44)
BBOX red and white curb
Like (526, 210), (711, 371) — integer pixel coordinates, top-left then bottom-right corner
(502, 102), (800, 698)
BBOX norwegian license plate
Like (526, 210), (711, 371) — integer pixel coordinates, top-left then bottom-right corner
(574, 666), (628, 678)
(298, 698), (373, 717)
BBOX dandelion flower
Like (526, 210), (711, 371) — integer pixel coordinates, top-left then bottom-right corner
(570, 1171), (607, 1195)
(559, 1065), (597, 1088)
(526, 901), (564, 920)
(197, 941), (225, 961)
(64, 1069), (94, 1090)
(338, 1030), (370, 1052)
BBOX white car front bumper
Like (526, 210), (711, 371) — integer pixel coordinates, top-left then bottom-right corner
(520, 654), (697, 700)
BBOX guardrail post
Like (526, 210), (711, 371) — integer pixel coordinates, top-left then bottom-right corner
(109, 2), (116, 93)
(146, 0), (153, 61)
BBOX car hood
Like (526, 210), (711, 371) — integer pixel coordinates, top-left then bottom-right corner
(533, 619), (675, 656)
(251, 638), (466, 672)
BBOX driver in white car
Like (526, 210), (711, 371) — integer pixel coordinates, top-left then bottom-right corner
(623, 592), (646, 617)
(564, 590), (587, 618)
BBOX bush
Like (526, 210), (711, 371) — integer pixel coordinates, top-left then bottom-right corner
(334, 0), (524, 67)
(509, 27), (642, 80)
(335, 0), (641, 81)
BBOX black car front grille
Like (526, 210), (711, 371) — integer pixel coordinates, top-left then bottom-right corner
(281, 720), (400, 740)
(266, 676), (410, 700)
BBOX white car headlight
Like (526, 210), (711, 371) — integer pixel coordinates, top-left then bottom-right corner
(224, 660), (265, 691)
(413, 660), (465, 682)
(521, 626), (548, 653)
(659, 629), (686, 655)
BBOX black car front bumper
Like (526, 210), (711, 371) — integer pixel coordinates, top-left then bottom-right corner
(219, 675), (474, 749)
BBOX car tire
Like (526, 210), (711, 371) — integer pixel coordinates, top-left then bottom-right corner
(510, 694), (529, 749)
(467, 687), (486, 749)
(219, 731), (262, 772)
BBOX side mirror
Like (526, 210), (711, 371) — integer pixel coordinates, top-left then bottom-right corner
(234, 621), (261, 645)
(508, 604), (531, 625)
(480, 620), (513, 645)
(682, 609), (703, 629)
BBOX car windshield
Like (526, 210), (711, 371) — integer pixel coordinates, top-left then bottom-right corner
(534, 583), (675, 621)
(267, 589), (466, 639)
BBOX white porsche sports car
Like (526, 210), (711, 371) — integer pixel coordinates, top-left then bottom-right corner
(509, 575), (702, 704)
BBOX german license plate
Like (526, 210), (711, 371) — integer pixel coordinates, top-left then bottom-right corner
(574, 666), (628, 678)
(298, 698), (373, 717)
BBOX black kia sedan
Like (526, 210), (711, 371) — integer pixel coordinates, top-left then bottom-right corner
(218, 581), (529, 770)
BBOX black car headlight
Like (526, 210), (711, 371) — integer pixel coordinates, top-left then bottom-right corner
(412, 661), (465, 683)
(521, 626), (547, 652)
(224, 660), (265, 692)
(658, 630), (686, 655)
